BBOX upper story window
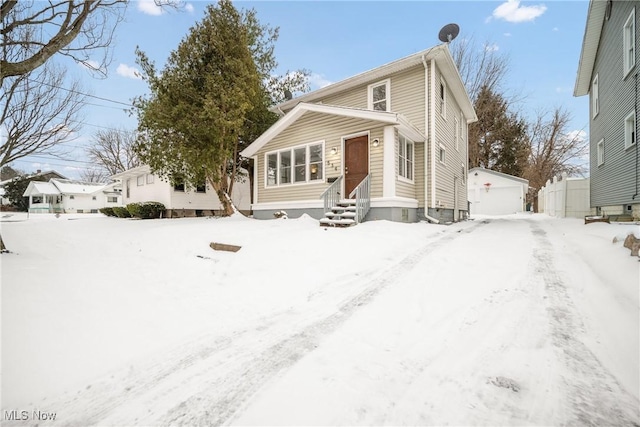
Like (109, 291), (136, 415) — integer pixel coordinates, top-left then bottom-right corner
(195, 182), (206, 193)
(624, 7), (636, 76)
(625, 110), (636, 149)
(146, 174), (154, 184)
(460, 112), (465, 142)
(438, 143), (446, 164)
(398, 134), (414, 181)
(597, 138), (605, 166)
(173, 177), (185, 192)
(137, 175), (145, 186)
(266, 141), (324, 186)
(368, 79), (390, 112)
(592, 74), (599, 118)
(440, 78), (447, 119)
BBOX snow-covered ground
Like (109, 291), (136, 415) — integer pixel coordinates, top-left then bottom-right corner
(1, 212), (638, 425)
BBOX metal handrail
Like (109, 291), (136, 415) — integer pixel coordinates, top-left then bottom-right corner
(320, 176), (343, 212)
(348, 174), (371, 223)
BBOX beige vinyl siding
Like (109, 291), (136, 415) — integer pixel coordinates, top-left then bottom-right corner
(320, 86), (367, 108)
(390, 67), (426, 134)
(434, 64), (468, 211)
(415, 143), (425, 207)
(256, 112), (386, 203)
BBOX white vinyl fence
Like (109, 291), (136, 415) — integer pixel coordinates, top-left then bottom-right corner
(538, 173), (594, 218)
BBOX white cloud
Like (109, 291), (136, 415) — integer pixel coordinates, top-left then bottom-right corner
(553, 27), (559, 32)
(309, 73), (332, 89)
(491, 0), (547, 23)
(504, 32), (512, 37)
(185, 3), (194, 13)
(116, 64), (142, 80)
(566, 129), (587, 142)
(138, 0), (164, 16)
(484, 43), (499, 52)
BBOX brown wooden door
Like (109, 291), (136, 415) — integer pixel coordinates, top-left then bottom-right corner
(344, 135), (369, 198)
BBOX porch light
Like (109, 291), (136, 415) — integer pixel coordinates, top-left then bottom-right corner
(311, 164), (318, 174)
(372, 138), (380, 147)
(330, 147), (338, 155)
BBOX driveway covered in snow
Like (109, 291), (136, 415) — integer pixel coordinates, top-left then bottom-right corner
(2, 213), (638, 425)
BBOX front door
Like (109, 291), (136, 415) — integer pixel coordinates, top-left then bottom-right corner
(344, 135), (369, 198)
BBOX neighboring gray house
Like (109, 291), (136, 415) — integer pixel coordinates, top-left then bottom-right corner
(575, 0), (640, 219)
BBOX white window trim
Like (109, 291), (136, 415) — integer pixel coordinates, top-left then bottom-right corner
(136, 175), (145, 186)
(440, 77), (447, 120)
(454, 116), (460, 151)
(625, 110), (636, 150)
(438, 143), (446, 164)
(265, 140), (326, 187)
(397, 133), (415, 184)
(146, 174), (154, 184)
(597, 138), (605, 166)
(592, 74), (599, 118)
(624, 7), (636, 77)
(367, 79), (391, 112)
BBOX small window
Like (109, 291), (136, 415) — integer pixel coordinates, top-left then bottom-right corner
(280, 150), (291, 184)
(146, 174), (154, 184)
(398, 134), (414, 181)
(32, 195), (43, 204)
(294, 147), (306, 183)
(368, 80), (390, 112)
(592, 74), (599, 118)
(196, 182), (206, 193)
(624, 8), (636, 76)
(461, 164), (466, 183)
(438, 144), (446, 164)
(440, 78), (447, 118)
(70, 195), (75, 200)
(137, 175), (144, 186)
(126, 179), (130, 198)
(625, 111), (636, 149)
(107, 196), (118, 203)
(460, 112), (465, 142)
(173, 177), (185, 192)
(92, 196), (97, 200)
(597, 138), (605, 166)
(267, 153), (277, 186)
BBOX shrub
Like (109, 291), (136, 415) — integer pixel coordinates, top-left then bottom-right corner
(112, 206), (131, 218)
(126, 201), (165, 219)
(99, 207), (116, 217)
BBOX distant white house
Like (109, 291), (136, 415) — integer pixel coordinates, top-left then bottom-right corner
(468, 168), (529, 215)
(22, 178), (122, 213)
(1, 170), (67, 207)
(110, 165), (251, 217)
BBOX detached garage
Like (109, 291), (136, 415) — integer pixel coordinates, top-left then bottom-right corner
(468, 168), (528, 215)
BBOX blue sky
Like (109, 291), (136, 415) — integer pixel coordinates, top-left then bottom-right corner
(10, 0), (591, 179)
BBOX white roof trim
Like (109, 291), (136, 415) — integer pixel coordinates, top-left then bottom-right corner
(110, 165), (151, 180)
(469, 167), (529, 185)
(274, 44), (477, 122)
(240, 102), (426, 158)
(574, 0), (606, 97)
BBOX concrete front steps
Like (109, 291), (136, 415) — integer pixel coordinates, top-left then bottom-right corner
(319, 199), (357, 227)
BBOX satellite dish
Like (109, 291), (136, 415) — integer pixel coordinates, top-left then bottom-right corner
(284, 89), (293, 101)
(438, 23), (460, 43)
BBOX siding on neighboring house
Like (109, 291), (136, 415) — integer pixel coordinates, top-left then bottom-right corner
(589, 1), (640, 207)
(256, 112), (388, 203)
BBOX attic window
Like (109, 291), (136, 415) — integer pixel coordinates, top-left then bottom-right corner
(624, 7), (636, 76)
(440, 78), (447, 119)
(368, 80), (390, 112)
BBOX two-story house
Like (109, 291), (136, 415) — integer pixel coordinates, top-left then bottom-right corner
(240, 43), (477, 224)
(575, 0), (640, 219)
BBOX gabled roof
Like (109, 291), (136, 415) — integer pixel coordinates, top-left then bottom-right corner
(574, 0), (607, 97)
(274, 44), (477, 122)
(0, 169), (67, 187)
(469, 167), (529, 185)
(110, 165), (151, 181)
(23, 181), (60, 196)
(240, 102), (427, 158)
(51, 179), (107, 195)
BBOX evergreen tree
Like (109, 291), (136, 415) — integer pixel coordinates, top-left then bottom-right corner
(469, 85), (528, 177)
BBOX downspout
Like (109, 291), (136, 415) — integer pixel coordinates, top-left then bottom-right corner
(422, 55), (429, 213)
(430, 58), (437, 209)
(633, 72), (638, 201)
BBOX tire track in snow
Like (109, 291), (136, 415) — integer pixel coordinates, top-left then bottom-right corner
(529, 220), (640, 426)
(36, 220), (488, 427)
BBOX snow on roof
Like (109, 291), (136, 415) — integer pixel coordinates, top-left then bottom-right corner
(24, 181), (60, 196)
(51, 179), (107, 195)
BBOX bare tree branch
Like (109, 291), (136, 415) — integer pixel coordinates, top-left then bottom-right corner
(0, 63), (85, 168)
(86, 127), (140, 175)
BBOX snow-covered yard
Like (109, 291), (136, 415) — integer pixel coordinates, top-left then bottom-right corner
(1, 212), (638, 425)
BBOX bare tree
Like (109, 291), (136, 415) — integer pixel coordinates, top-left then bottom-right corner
(523, 107), (588, 211)
(450, 36), (510, 103)
(0, 0), (127, 82)
(79, 168), (109, 183)
(87, 127), (139, 175)
(0, 63), (85, 168)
